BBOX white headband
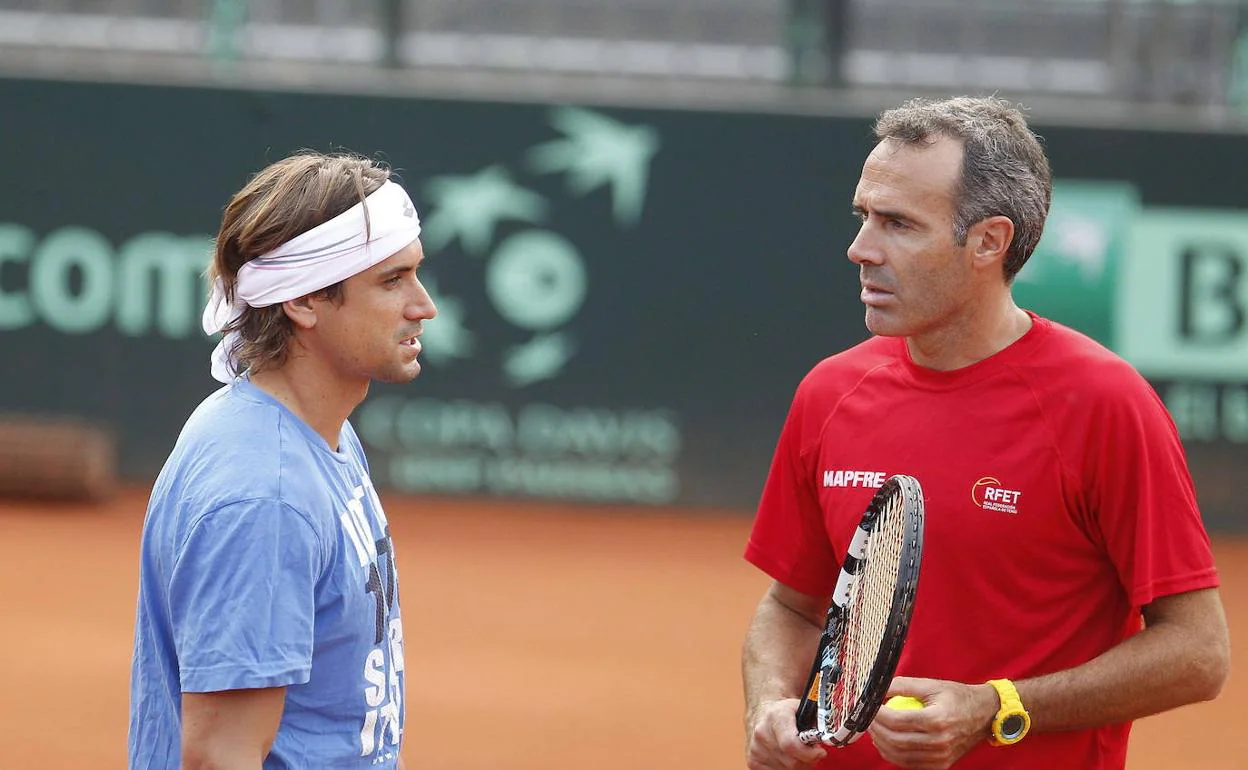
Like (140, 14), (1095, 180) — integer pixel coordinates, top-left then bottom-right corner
(202, 179), (422, 383)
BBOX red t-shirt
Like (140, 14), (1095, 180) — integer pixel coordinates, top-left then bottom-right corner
(745, 313), (1219, 769)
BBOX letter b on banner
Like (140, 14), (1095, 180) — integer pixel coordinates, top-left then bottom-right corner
(1180, 243), (1244, 343)
(1118, 210), (1248, 381)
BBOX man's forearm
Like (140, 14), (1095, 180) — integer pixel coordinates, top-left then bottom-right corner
(1016, 589), (1228, 733)
(742, 593), (825, 722)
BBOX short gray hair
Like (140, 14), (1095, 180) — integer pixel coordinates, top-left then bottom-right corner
(873, 96), (1052, 282)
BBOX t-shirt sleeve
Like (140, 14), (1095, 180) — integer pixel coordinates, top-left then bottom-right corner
(1085, 376), (1219, 608)
(170, 499), (327, 692)
(744, 378), (840, 596)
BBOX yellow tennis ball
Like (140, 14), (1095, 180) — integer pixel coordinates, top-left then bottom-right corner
(885, 695), (924, 710)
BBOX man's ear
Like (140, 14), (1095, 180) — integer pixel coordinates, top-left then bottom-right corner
(968, 215), (1015, 271)
(281, 294), (319, 330)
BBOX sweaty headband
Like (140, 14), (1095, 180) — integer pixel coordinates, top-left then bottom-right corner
(202, 180), (422, 383)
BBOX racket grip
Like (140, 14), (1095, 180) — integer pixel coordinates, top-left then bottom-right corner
(794, 696), (817, 732)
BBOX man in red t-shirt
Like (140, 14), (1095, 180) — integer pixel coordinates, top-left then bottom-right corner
(741, 96), (1230, 770)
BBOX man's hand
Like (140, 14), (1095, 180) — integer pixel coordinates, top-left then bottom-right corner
(745, 698), (828, 770)
(867, 677), (998, 770)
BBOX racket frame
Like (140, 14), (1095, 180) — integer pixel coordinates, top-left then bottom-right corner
(794, 473), (925, 747)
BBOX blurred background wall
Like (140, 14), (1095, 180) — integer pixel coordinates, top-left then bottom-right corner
(1, 0), (1247, 529)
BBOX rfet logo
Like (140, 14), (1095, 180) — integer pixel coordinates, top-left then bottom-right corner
(972, 476), (1022, 515)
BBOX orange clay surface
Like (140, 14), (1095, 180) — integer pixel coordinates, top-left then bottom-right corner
(0, 485), (1241, 769)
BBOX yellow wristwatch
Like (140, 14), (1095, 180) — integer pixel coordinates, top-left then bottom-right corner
(986, 679), (1031, 746)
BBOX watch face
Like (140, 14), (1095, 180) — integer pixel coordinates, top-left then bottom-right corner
(1001, 714), (1027, 740)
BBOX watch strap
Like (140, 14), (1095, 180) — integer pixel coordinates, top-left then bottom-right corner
(986, 678), (1030, 747)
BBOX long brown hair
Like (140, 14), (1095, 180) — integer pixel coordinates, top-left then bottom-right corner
(209, 151), (390, 376)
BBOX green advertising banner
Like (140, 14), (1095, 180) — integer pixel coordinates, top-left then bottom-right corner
(1014, 187), (1248, 530)
(1015, 180), (1141, 348)
(1, 75), (1247, 529)
(1119, 209), (1248, 381)
(0, 76), (869, 511)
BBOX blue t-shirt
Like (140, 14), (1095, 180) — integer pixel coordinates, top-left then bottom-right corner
(129, 379), (406, 769)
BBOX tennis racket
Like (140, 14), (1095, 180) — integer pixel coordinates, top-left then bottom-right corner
(795, 473), (925, 746)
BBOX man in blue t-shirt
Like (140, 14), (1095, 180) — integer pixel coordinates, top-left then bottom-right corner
(130, 152), (437, 769)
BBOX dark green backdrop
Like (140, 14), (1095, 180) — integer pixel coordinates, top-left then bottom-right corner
(1, 76), (1245, 529)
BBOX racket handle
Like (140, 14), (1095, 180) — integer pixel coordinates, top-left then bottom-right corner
(794, 659), (823, 732)
(794, 696), (817, 732)
(796, 728), (824, 746)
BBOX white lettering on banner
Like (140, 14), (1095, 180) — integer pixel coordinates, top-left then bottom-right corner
(485, 457), (677, 502)
(1164, 382), (1248, 443)
(516, 403), (679, 457)
(0, 222), (213, 337)
(360, 398), (515, 452)
(390, 455), (484, 492)
(30, 228), (113, 333)
(358, 397), (684, 503)
(822, 470), (887, 488)
(0, 224), (35, 328)
(360, 397), (679, 458)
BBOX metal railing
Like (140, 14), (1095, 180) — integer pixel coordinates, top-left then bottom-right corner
(0, 0), (1244, 107)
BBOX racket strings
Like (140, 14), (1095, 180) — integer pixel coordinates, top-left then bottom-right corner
(830, 492), (907, 729)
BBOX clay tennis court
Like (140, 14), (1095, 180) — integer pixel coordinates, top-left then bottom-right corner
(1, 486), (1240, 768)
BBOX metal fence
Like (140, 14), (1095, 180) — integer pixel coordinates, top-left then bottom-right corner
(843, 0), (1244, 104)
(0, 0), (1245, 106)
